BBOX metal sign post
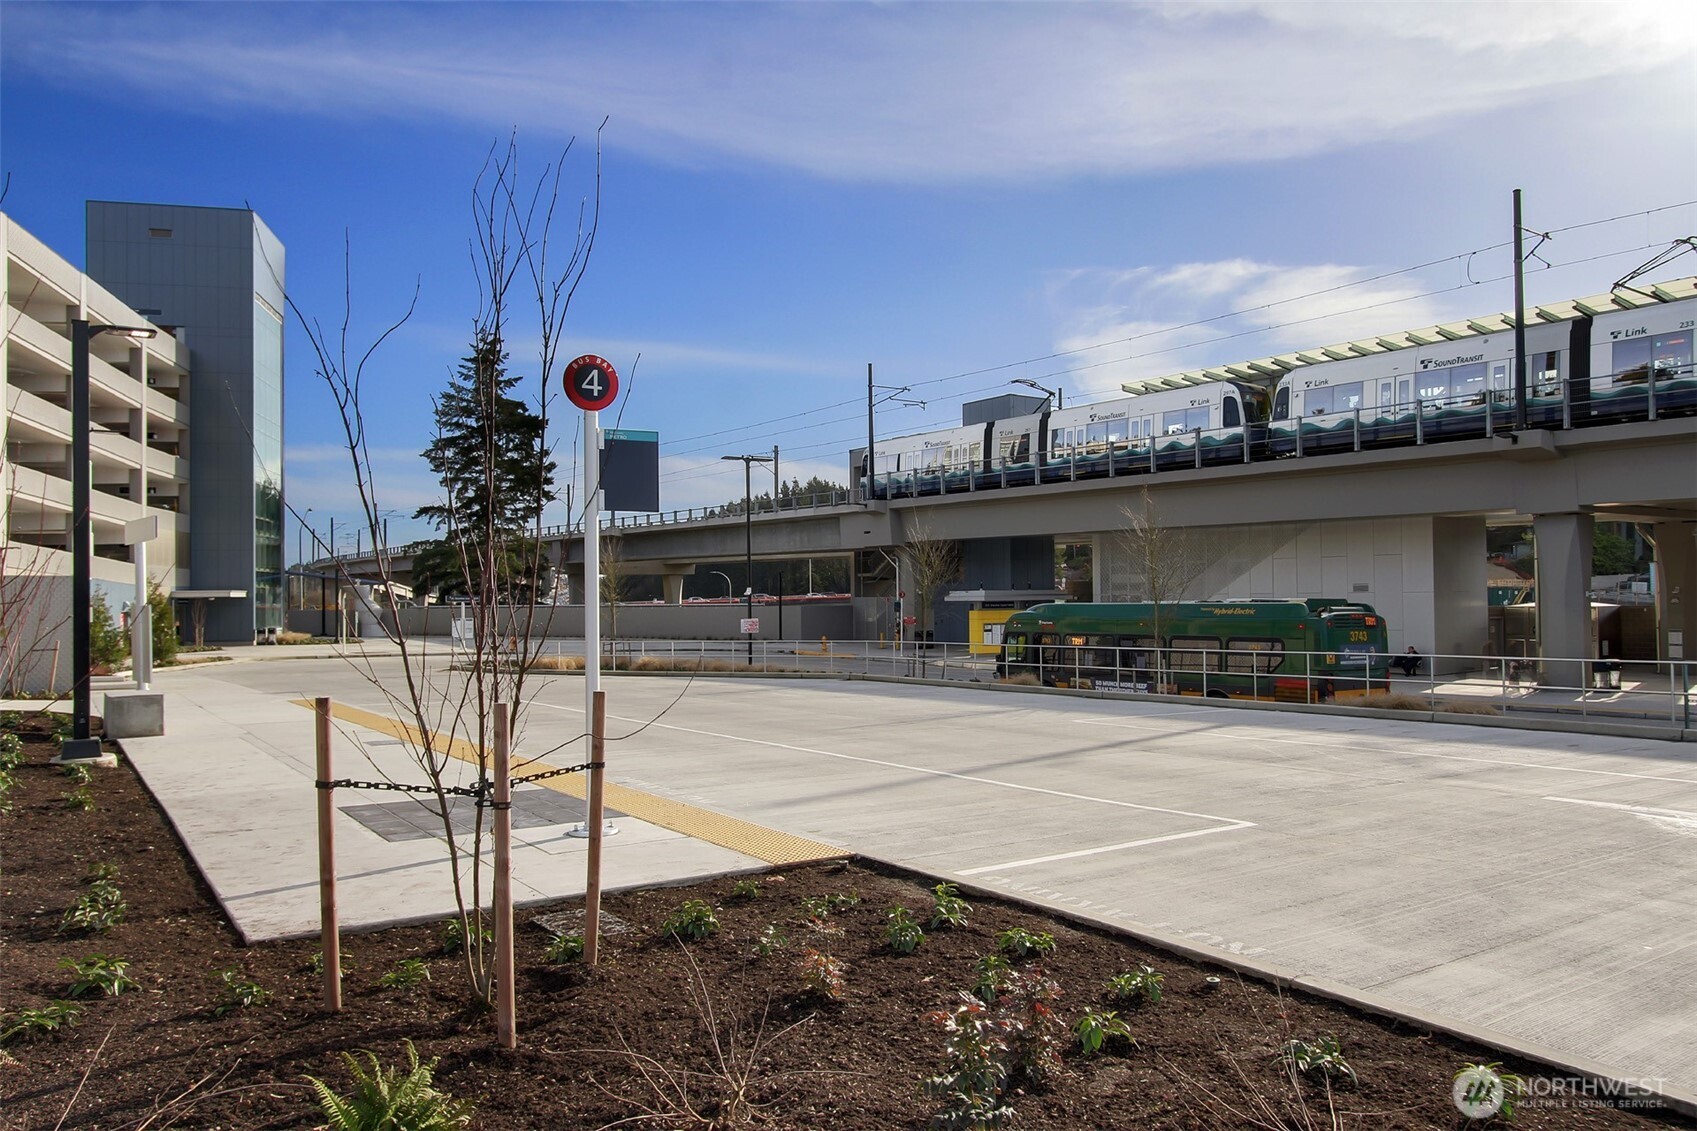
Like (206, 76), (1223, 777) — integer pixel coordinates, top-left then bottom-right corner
(563, 356), (620, 851)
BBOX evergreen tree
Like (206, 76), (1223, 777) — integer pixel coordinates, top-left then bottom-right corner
(413, 332), (556, 602)
(414, 332), (556, 537)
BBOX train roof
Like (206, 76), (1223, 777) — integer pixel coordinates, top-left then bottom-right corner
(1118, 274), (1697, 397)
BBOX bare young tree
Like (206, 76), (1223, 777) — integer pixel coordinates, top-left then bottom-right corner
(1118, 488), (1212, 690)
(901, 511), (962, 647)
(278, 130), (603, 1003)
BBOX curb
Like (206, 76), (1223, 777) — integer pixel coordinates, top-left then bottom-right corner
(863, 855), (1697, 1121)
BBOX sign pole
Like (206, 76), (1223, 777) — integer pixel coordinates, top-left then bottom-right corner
(562, 354), (620, 852)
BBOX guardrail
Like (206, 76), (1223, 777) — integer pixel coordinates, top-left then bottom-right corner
(309, 488), (864, 566)
(450, 637), (1693, 730)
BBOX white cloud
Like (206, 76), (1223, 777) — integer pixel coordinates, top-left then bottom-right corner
(1042, 258), (1466, 393)
(9, 1), (1692, 183)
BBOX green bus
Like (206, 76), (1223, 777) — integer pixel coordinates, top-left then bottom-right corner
(996, 599), (1391, 702)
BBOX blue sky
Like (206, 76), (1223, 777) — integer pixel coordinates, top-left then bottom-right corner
(4, 1), (1694, 554)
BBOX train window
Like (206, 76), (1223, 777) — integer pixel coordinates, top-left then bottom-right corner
(1168, 635), (1223, 671)
(1272, 385), (1290, 420)
(1611, 337), (1651, 384)
(1399, 379), (1411, 405)
(1106, 418), (1129, 443)
(1163, 406), (1208, 434)
(1450, 363), (1487, 402)
(1222, 396), (1240, 428)
(1653, 332), (1692, 379)
(1533, 351), (1562, 395)
(1225, 638), (1284, 673)
(1307, 382), (1363, 415)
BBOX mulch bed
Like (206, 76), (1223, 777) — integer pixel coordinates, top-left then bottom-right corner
(1, 711), (1685, 1129)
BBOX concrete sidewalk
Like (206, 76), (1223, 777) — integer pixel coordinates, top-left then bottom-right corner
(79, 667), (841, 943)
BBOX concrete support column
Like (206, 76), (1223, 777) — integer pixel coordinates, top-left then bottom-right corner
(562, 564), (585, 606)
(1534, 512), (1594, 688)
(661, 572), (686, 605)
(1654, 520), (1696, 671)
(1431, 516), (1487, 675)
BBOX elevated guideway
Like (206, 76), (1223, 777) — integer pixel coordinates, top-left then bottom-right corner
(312, 413), (1696, 679)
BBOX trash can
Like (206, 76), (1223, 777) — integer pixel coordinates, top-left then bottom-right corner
(1591, 660), (1621, 690)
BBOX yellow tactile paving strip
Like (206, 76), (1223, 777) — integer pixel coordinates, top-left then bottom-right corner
(293, 699), (846, 865)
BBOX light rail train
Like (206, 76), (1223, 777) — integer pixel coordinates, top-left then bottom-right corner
(859, 290), (1695, 498)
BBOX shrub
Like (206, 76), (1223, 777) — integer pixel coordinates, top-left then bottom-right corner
(971, 954), (1012, 1004)
(1073, 1007), (1133, 1056)
(59, 955), (137, 998)
(929, 882), (971, 929)
(377, 958), (432, 990)
(60, 880), (126, 934)
(661, 899), (719, 942)
(1107, 965), (1164, 1005)
(995, 927), (1055, 961)
(1281, 1036), (1357, 1086)
(753, 923), (789, 958)
(923, 994), (1016, 1131)
(148, 581), (179, 666)
(0, 1001), (83, 1045)
(800, 891), (859, 922)
(307, 1040), (473, 1131)
(728, 877), (761, 901)
(213, 970), (271, 1016)
(90, 592), (128, 671)
(439, 917), (492, 955)
(796, 948), (847, 1000)
(884, 906), (925, 955)
(0, 732), (23, 768)
(63, 785), (96, 811)
(542, 932), (584, 965)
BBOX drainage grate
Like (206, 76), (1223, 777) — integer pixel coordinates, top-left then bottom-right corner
(342, 786), (626, 843)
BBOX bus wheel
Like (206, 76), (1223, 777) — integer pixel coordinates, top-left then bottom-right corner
(1205, 689), (1229, 699)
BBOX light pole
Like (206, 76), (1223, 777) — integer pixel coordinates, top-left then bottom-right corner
(1011, 378), (1063, 410)
(709, 570), (734, 599)
(297, 508), (313, 610)
(721, 454), (774, 663)
(62, 319), (158, 763)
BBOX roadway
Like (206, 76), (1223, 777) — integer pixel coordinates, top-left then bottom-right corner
(108, 654), (1697, 1104)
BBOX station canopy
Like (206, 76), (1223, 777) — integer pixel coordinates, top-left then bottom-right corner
(1118, 275), (1697, 398)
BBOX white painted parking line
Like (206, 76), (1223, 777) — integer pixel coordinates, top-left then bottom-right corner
(1544, 796), (1697, 820)
(957, 821), (1255, 876)
(530, 700), (1255, 824)
(1073, 717), (1697, 786)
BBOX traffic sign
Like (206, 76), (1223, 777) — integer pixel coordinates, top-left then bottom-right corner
(740, 618), (760, 634)
(563, 354), (619, 412)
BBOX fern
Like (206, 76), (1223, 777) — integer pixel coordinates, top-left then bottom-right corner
(307, 1040), (473, 1131)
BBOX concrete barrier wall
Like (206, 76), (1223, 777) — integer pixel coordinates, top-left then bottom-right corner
(377, 602), (856, 642)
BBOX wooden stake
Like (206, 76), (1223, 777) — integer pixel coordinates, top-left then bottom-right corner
(493, 703), (516, 1049)
(585, 690), (607, 966)
(314, 696), (341, 1012)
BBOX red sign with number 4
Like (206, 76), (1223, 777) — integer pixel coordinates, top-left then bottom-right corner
(563, 354), (619, 411)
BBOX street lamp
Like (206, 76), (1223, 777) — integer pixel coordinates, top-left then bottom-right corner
(62, 320), (158, 763)
(1011, 378), (1063, 409)
(721, 454), (774, 663)
(709, 570), (734, 599)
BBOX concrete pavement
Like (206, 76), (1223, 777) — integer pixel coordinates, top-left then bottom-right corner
(26, 643), (1697, 1115)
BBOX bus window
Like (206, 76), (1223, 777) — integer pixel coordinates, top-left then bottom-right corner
(1004, 632), (1028, 663)
(1168, 636), (1223, 671)
(1225, 638), (1284, 673)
